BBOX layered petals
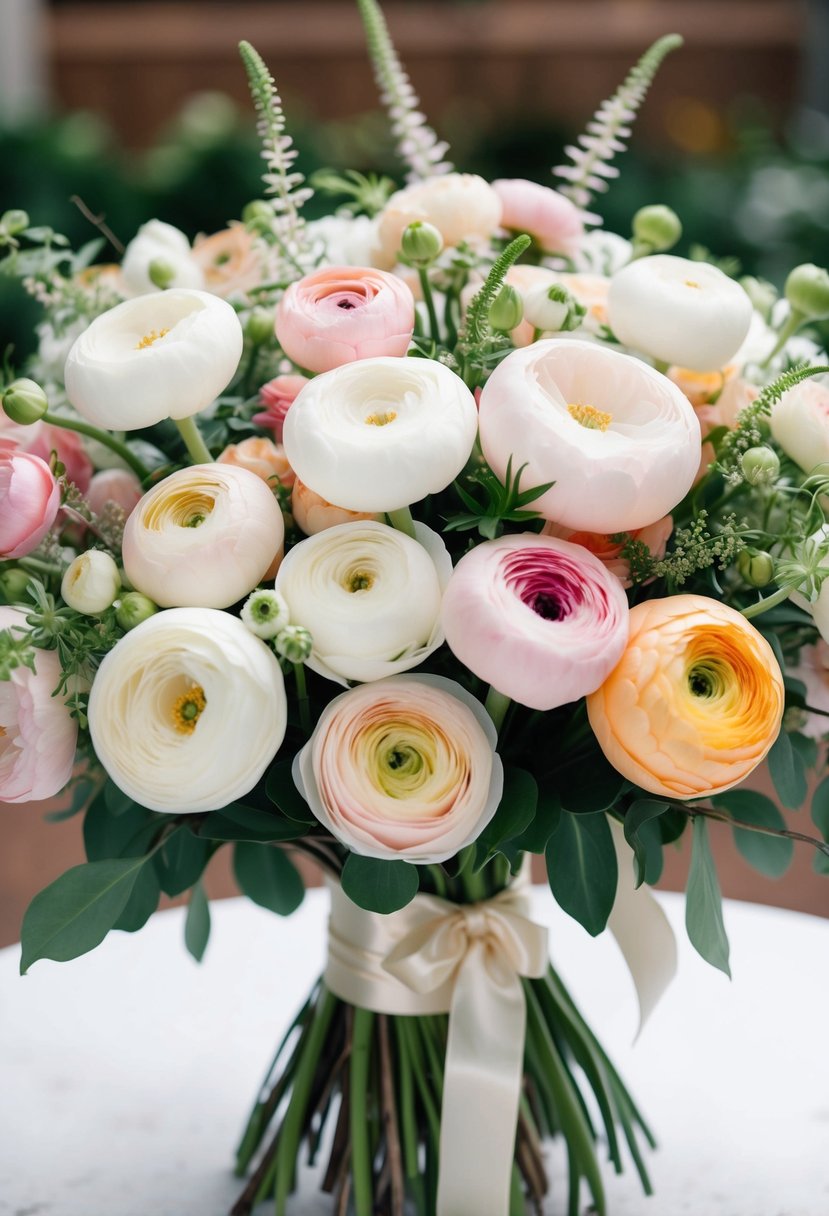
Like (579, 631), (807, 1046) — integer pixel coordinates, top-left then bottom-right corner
(0, 451), (60, 559)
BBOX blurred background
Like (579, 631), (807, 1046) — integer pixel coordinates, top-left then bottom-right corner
(2, 0), (828, 944)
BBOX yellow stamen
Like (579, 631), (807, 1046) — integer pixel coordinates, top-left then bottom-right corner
(346, 570), (374, 592)
(364, 411), (397, 426)
(136, 327), (170, 350)
(567, 403), (613, 432)
(172, 685), (207, 734)
(684, 280), (701, 289)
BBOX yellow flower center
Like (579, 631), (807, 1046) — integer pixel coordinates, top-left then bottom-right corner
(684, 280), (701, 289)
(567, 403), (613, 432)
(172, 685), (207, 734)
(145, 488), (215, 531)
(364, 410), (397, 426)
(345, 569), (374, 593)
(136, 327), (170, 350)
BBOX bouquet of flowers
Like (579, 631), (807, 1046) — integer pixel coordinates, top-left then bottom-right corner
(4, 3), (829, 1214)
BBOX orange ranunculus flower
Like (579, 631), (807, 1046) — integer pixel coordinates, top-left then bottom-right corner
(586, 595), (784, 800)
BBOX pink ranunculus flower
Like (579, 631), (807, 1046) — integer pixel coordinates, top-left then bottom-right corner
(542, 516), (673, 589)
(291, 477), (381, 536)
(253, 374), (310, 443)
(0, 450), (61, 559)
(492, 178), (584, 256)
(0, 606), (78, 802)
(294, 673), (504, 863)
(769, 378), (829, 475)
(441, 534), (629, 711)
(86, 468), (144, 519)
(217, 436), (295, 489)
(275, 266), (415, 374)
(0, 416), (93, 494)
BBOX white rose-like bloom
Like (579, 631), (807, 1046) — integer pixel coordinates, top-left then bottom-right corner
(478, 339), (701, 533)
(88, 608), (287, 813)
(608, 255), (752, 372)
(275, 520), (452, 685)
(306, 215), (380, 267)
(64, 289), (243, 431)
(283, 357), (478, 513)
(122, 463), (284, 609)
(61, 550), (121, 615)
(294, 673), (503, 863)
(121, 220), (205, 295)
(375, 174), (502, 267)
(769, 378), (829, 474)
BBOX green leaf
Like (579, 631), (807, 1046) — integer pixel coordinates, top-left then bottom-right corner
(545, 812), (617, 936)
(811, 775), (829, 840)
(767, 728), (807, 809)
(114, 863), (161, 932)
(556, 749), (626, 815)
(45, 775), (97, 822)
(790, 731), (818, 772)
(685, 817), (730, 977)
(623, 799), (669, 887)
(265, 761), (316, 823)
(233, 843), (305, 916)
(104, 779), (135, 818)
(154, 828), (211, 896)
(199, 805), (305, 843)
(83, 795), (158, 862)
(184, 881), (211, 962)
(512, 789), (560, 854)
(474, 767), (537, 867)
(712, 789), (794, 878)
(20, 856), (148, 972)
(340, 853), (419, 914)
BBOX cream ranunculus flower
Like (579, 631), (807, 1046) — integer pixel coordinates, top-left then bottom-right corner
(122, 463), (284, 609)
(375, 174), (502, 267)
(61, 550), (121, 615)
(275, 520), (452, 685)
(294, 673), (503, 862)
(282, 356), (478, 513)
(88, 608), (287, 813)
(121, 219), (205, 295)
(478, 338), (700, 533)
(64, 289), (243, 430)
(607, 254), (752, 372)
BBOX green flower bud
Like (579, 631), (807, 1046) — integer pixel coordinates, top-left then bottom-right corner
(242, 200), (273, 229)
(1, 378), (48, 425)
(739, 275), (777, 321)
(115, 591), (159, 631)
(241, 589), (290, 640)
(738, 548), (775, 588)
(740, 445), (780, 486)
(245, 307), (275, 346)
(784, 263), (829, 320)
(489, 284), (523, 332)
(148, 258), (175, 290)
(1, 209), (29, 237)
(400, 221), (443, 267)
(632, 205), (682, 253)
(275, 623), (313, 663)
(0, 568), (34, 603)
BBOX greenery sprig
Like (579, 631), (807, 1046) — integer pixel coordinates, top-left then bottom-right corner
(620, 510), (747, 586)
(446, 455), (554, 540)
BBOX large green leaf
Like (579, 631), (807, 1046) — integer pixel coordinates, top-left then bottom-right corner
(556, 749), (626, 815)
(767, 728), (807, 810)
(83, 794), (158, 862)
(474, 766), (537, 868)
(113, 862), (161, 933)
(545, 811), (617, 936)
(265, 760), (315, 824)
(233, 842), (305, 916)
(199, 804), (305, 843)
(712, 789), (793, 878)
(623, 799), (669, 887)
(340, 853), (419, 915)
(184, 881), (211, 962)
(811, 775), (829, 840)
(685, 817), (730, 977)
(512, 788), (561, 854)
(154, 827), (211, 896)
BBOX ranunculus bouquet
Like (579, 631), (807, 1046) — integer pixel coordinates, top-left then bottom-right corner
(4, 4), (829, 1214)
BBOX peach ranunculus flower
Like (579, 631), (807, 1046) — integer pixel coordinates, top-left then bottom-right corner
(217, 436), (295, 489)
(293, 673), (504, 863)
(253, 374), (310, 444)
(374, 173), (502, 268)
(492, 178), (584, 256)
(542, 515), (673, 589)
(693, 377), (759, 482)
(0, 450), (61, 559)
(587, 595), (785, 800)
(275, 266), (415, 374)
(291, 477), (381, 535)
(192, 223), (262, 299)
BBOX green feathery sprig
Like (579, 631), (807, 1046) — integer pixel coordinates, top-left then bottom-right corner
(716, 363), (829, 482)
(457, 234), (532, 352)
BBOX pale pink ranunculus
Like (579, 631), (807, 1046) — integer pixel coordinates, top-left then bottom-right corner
(291, 477), (381, 536)
(769, 378), (829, 475)
(252, 374), (310, 443)
(275, 266), (415, 374)
(217, 436), (295, 489)
(542, 516), (673, 589)
(86, 468), (144, 519)
(0, 606), (78, 802)
(0, 450), (60, 559)
(693, 377), (758, 482)
(192, 223), (261, 299)
(0, 416), (93, 494)
(492, 178), (584, 256)
(441, 533), (630, 711)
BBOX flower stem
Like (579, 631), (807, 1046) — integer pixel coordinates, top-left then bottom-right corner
(293, 662), (311, 735)
(350, 1008), (375, 1216)
(740, 584), (792, 620)
(760, 309), (805, 369)
(387, 506), (417, 539)
(485, 685), (512, 735)
(41, 411), (151, 481)
(19, 555), (64, 577)
(652, 357), (670, 375)
(175, 415), (213, 465)
(418, 268), (441, 346)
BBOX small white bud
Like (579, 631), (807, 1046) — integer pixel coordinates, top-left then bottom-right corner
(61, 550), (121, 615)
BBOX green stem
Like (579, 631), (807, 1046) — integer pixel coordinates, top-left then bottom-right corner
(387, 506), (417, 539)
(175, 415), (213, 465)
(243, 343), (262, 398)
(41, 411), (151, 481)
(293, 662), (311, 735)
(760, 308), (805, 369)
(532, 326), (543, 343)
(485, 685), (512, 735)
(652, 357), (670, 375)
(740, 583), (792, 620)
(418, 267), (441, 346)
(349, 1008), (375, 1216)
(18, 555), (64, 576)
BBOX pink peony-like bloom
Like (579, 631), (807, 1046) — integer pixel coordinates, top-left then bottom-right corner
(217, 436), (295, 489)
(0, 450), (60, 559)
(86, 468), (144, 519)
(441, 534), (630, 711)
(253, 374), (310, 443)
(294, 673), (503, 863)
(492, 178), (584, 256)
(0, 606), (78, 802)
(0, 416), (93, 494)
(275, 266), (415, 374)
(542, 516), (673, 589)
(291, 477), (381, 536)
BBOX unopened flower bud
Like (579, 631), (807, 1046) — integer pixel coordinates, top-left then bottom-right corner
(115, 591), (158, 631)
(0, 568), (33, 603)
(738, 548), (775, 588)
(148, 258), (175, 290)
(739, 275), (777, 321)
(489, 284), (523, 332)
(400, 221), (443, 267)
(241, 588), (290, 639)
(2, 378), (48, 425)
(275, 623), (313, 663)
(632, 205), (682, 253)
(245, 307), (275, 346)
(61, 550), (121, 615)
(523, 282), (585, 333)
(242, 200), (273, 230)
(1, 209), (29, 236)
(785, 263), (829, 320)
(740, 446), (780, 486)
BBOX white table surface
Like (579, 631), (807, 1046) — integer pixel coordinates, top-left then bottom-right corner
(1, 887), (827, 1216)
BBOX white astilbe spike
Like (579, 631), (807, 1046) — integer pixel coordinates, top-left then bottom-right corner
(554, 34), (683, 225)
(357, 0), (453, 184)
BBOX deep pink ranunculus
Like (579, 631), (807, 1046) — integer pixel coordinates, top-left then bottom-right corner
(492, 178), (584, 256)
(0, 450), (61, 559)
(252, 374), (310, 443)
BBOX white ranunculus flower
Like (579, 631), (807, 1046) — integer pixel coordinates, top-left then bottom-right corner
(282, 356), (478, 512)
(375, 173), (502, 267)
(61, 550), (121, 614)
(608, 254), (752, 372)
(121, 219), (205, 296)
(64, 289), (243, 431)
(88, 608), (287, 813)
(275, 520), (452, 685)
(306, 214), (380, 267)
(122, 463), (284, 609)
(478, 338), (700, 533)
(770, 377), (829, 474)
